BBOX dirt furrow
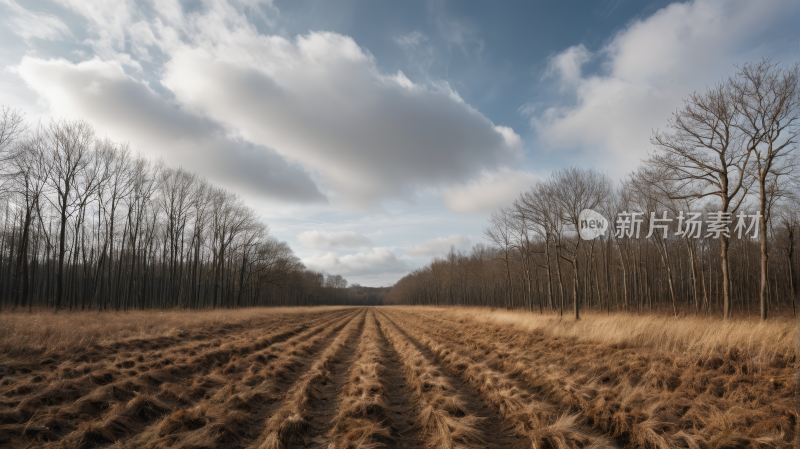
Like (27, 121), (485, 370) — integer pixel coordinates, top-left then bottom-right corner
(314, 308), (424, 449)
(0, 309), (361, 448)
(385, 310), (618, 448)
(249, 308), (367, 449)
(371, 311), (428, 448)
(136, 309), (362, 449)
(375, 310), (526, 449)
(301, 309), (375, 449)
(394, 308), (795, 448)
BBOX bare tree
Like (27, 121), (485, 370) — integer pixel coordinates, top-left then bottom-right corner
(7, 127), (48, 309)
(93, 140), (134, 310)
(42, 119), (97, 310)
(627, 165), (682, 316)
(517, 181), (563, 314)
(0, 106), (27, 172)
(731, 59), (800, 320)
(550, 167), (612, 320)
(484, 207), (515, 309)
(650, 81), (753, 318)
(777, 197), (799, 317)
(157, 167), (196, 308)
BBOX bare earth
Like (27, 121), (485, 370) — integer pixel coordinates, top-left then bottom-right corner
(0, 307), (795, 448)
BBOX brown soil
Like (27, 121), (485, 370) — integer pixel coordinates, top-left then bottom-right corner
(0, 307), (794, 448)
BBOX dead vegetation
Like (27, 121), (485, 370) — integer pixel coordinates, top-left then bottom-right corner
(442, 307), (795, 366)
(387, 307), (796, 448)
(326, 311), (394, 448)
(0, 306), (346, 359)
(376, 313), (486, 449)
(0, 306), (795, 448)
(256, 309), (366, 449)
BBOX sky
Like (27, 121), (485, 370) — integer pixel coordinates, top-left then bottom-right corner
(1, 0), (798, 286)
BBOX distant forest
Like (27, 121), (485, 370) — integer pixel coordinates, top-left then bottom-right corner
(387, 60), (800, 320)
(0, 107), (387, 310)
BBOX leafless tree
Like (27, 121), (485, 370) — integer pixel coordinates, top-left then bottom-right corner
(650, 80), (753, 318)
(550, 166), (612, 320)
(7, 126), (47, 309)
(42, 119), (97, 310)
(0, 106), (27, 182)
(484, 207), (515, 309)
(731, 59), (800, 320)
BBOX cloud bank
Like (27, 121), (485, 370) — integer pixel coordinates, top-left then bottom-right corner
(9, 0), (524, 210)
(406, 235), (472, 258)
(16, 56), (325, 202)
(161, 30), (523, 207)
(302, 248), (410, 278)
(298, 230), (373, 249)
(533, 0), (800, 177)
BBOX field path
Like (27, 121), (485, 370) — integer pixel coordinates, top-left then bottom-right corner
(373, 311), (426, 448)
(375, 310), (529, 449)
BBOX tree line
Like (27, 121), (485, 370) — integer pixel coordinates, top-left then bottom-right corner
(0, 110), (368, 311)
(387, 60), (800, 320)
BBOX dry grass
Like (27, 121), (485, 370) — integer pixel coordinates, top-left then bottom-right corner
(257, 310), (365, 449)
(0, 306), (795, 448)
(420, 306), (796, 367)
(386, 310), (609, 448)
(0, 306), (346, 358)
(327, 311), (393, 449)
(391, 307), (797, 448)
(376, 312), (486, 449)
(0, 308), (357, 448)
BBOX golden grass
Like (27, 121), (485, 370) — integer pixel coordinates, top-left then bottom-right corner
(0, 306), (795, 447)
(257, 310), (365, 449)
(385, 310), (608, 448)
(390, 307), (796, 448)
(328, 311), (393, 448)
(375, 312), (485, 449)
(0, 306), (346, 358)
(400, 306), (796, 366)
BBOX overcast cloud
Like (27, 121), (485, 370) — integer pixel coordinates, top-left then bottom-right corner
(532, 0), (800, 178)
(406, 235), (472, 258)
(1, 0), (797, 285)
(298, 230), (374, 249)
(16, 56), (326, 202)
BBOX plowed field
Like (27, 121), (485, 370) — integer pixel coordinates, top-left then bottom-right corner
(0, 307), (795, 448)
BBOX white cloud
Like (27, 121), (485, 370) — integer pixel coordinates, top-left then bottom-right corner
(406, 235), (472, 258)
(15, 56), (325, 202)
(297, 230), (373, 248)
(302, 248), (410, 277)
(394, 31), (436, 75)
(439, 168), (539, 213)
(9, 1), (523, 210)
(49, 0), (142, 68)
(159, 30), (522, 208)
(394, 30), (427, 49)
(533, 0), (800, 179)
(518, 102), (536, 118)
(430, 0), (484, 57)
(1, 0), (72, 41)
(543, 44), (591, 83)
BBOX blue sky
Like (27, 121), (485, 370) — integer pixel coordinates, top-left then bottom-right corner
(1, 0), (798, 286)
